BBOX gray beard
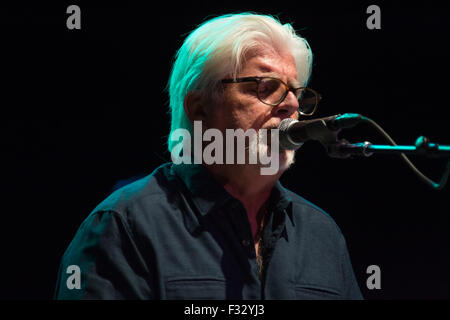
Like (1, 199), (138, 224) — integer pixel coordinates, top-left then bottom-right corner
(248, 130), (296, 172)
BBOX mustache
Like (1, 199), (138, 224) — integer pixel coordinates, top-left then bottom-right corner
(261, 123), (280, 131)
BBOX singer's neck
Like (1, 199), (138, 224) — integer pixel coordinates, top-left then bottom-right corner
(206, 163), (282, 239)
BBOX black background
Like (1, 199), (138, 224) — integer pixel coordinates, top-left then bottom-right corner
(1, 1), (449, 300)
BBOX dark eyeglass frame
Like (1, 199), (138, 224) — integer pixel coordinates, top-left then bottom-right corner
(221, 76), (321, 116)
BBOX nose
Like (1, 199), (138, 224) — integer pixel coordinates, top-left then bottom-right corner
(272, 90), (299, 119)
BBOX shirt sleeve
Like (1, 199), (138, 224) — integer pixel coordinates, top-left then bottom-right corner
(340, 235), (364, 300)
(54, 210), (154, 299)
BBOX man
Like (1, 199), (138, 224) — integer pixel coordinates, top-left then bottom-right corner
(55, 13), (363, 299)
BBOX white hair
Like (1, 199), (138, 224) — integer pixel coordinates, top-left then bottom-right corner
(167, 12), (313, 152)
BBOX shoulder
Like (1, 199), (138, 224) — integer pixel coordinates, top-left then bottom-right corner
(90, 162), (176, 220)
(284, 188), (344, 239)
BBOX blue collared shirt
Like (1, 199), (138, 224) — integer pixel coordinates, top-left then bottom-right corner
(55, 163), (363, 299)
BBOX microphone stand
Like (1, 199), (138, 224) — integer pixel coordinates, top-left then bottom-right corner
(286, 113), (450, 189)
(328, 137), (450, 159)
(321, 115), (450, 189)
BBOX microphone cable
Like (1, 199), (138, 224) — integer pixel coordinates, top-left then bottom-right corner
(358, 116), (450, 190)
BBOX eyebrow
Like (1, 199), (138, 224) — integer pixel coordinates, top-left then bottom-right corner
(257, 65), (301, 88)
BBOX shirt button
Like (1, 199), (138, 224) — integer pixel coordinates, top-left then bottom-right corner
(242, 239), (251, 247)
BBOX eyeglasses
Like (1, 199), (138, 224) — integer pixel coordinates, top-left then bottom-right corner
(221, 76), (321, 116)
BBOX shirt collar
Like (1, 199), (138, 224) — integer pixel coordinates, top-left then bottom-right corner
(171, 163), (232, 214)
(171, 163), (294, 225)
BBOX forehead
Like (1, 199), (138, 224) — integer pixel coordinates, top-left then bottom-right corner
(241, 48), (299, 85)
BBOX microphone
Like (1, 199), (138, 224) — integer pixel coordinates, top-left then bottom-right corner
(278, 113), (365, 150)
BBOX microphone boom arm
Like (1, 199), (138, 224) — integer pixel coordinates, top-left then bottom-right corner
(323, 116), (450, 190)
(328, 138), (450, 158)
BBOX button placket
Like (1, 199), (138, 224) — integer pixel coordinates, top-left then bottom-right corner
(228, 201), (256, 255)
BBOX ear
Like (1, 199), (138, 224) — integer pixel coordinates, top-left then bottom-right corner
(184, 90), (208, 123)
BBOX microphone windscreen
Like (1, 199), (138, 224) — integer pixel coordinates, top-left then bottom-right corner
(278, 118), (297, 133)
(278, 118), (302, 150)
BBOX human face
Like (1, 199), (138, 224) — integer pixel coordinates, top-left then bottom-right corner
(205, 46), (300, 171)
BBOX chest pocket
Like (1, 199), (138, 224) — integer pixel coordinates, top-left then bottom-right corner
(294, 283), (342, 300)
(165, 277), (226, 300)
